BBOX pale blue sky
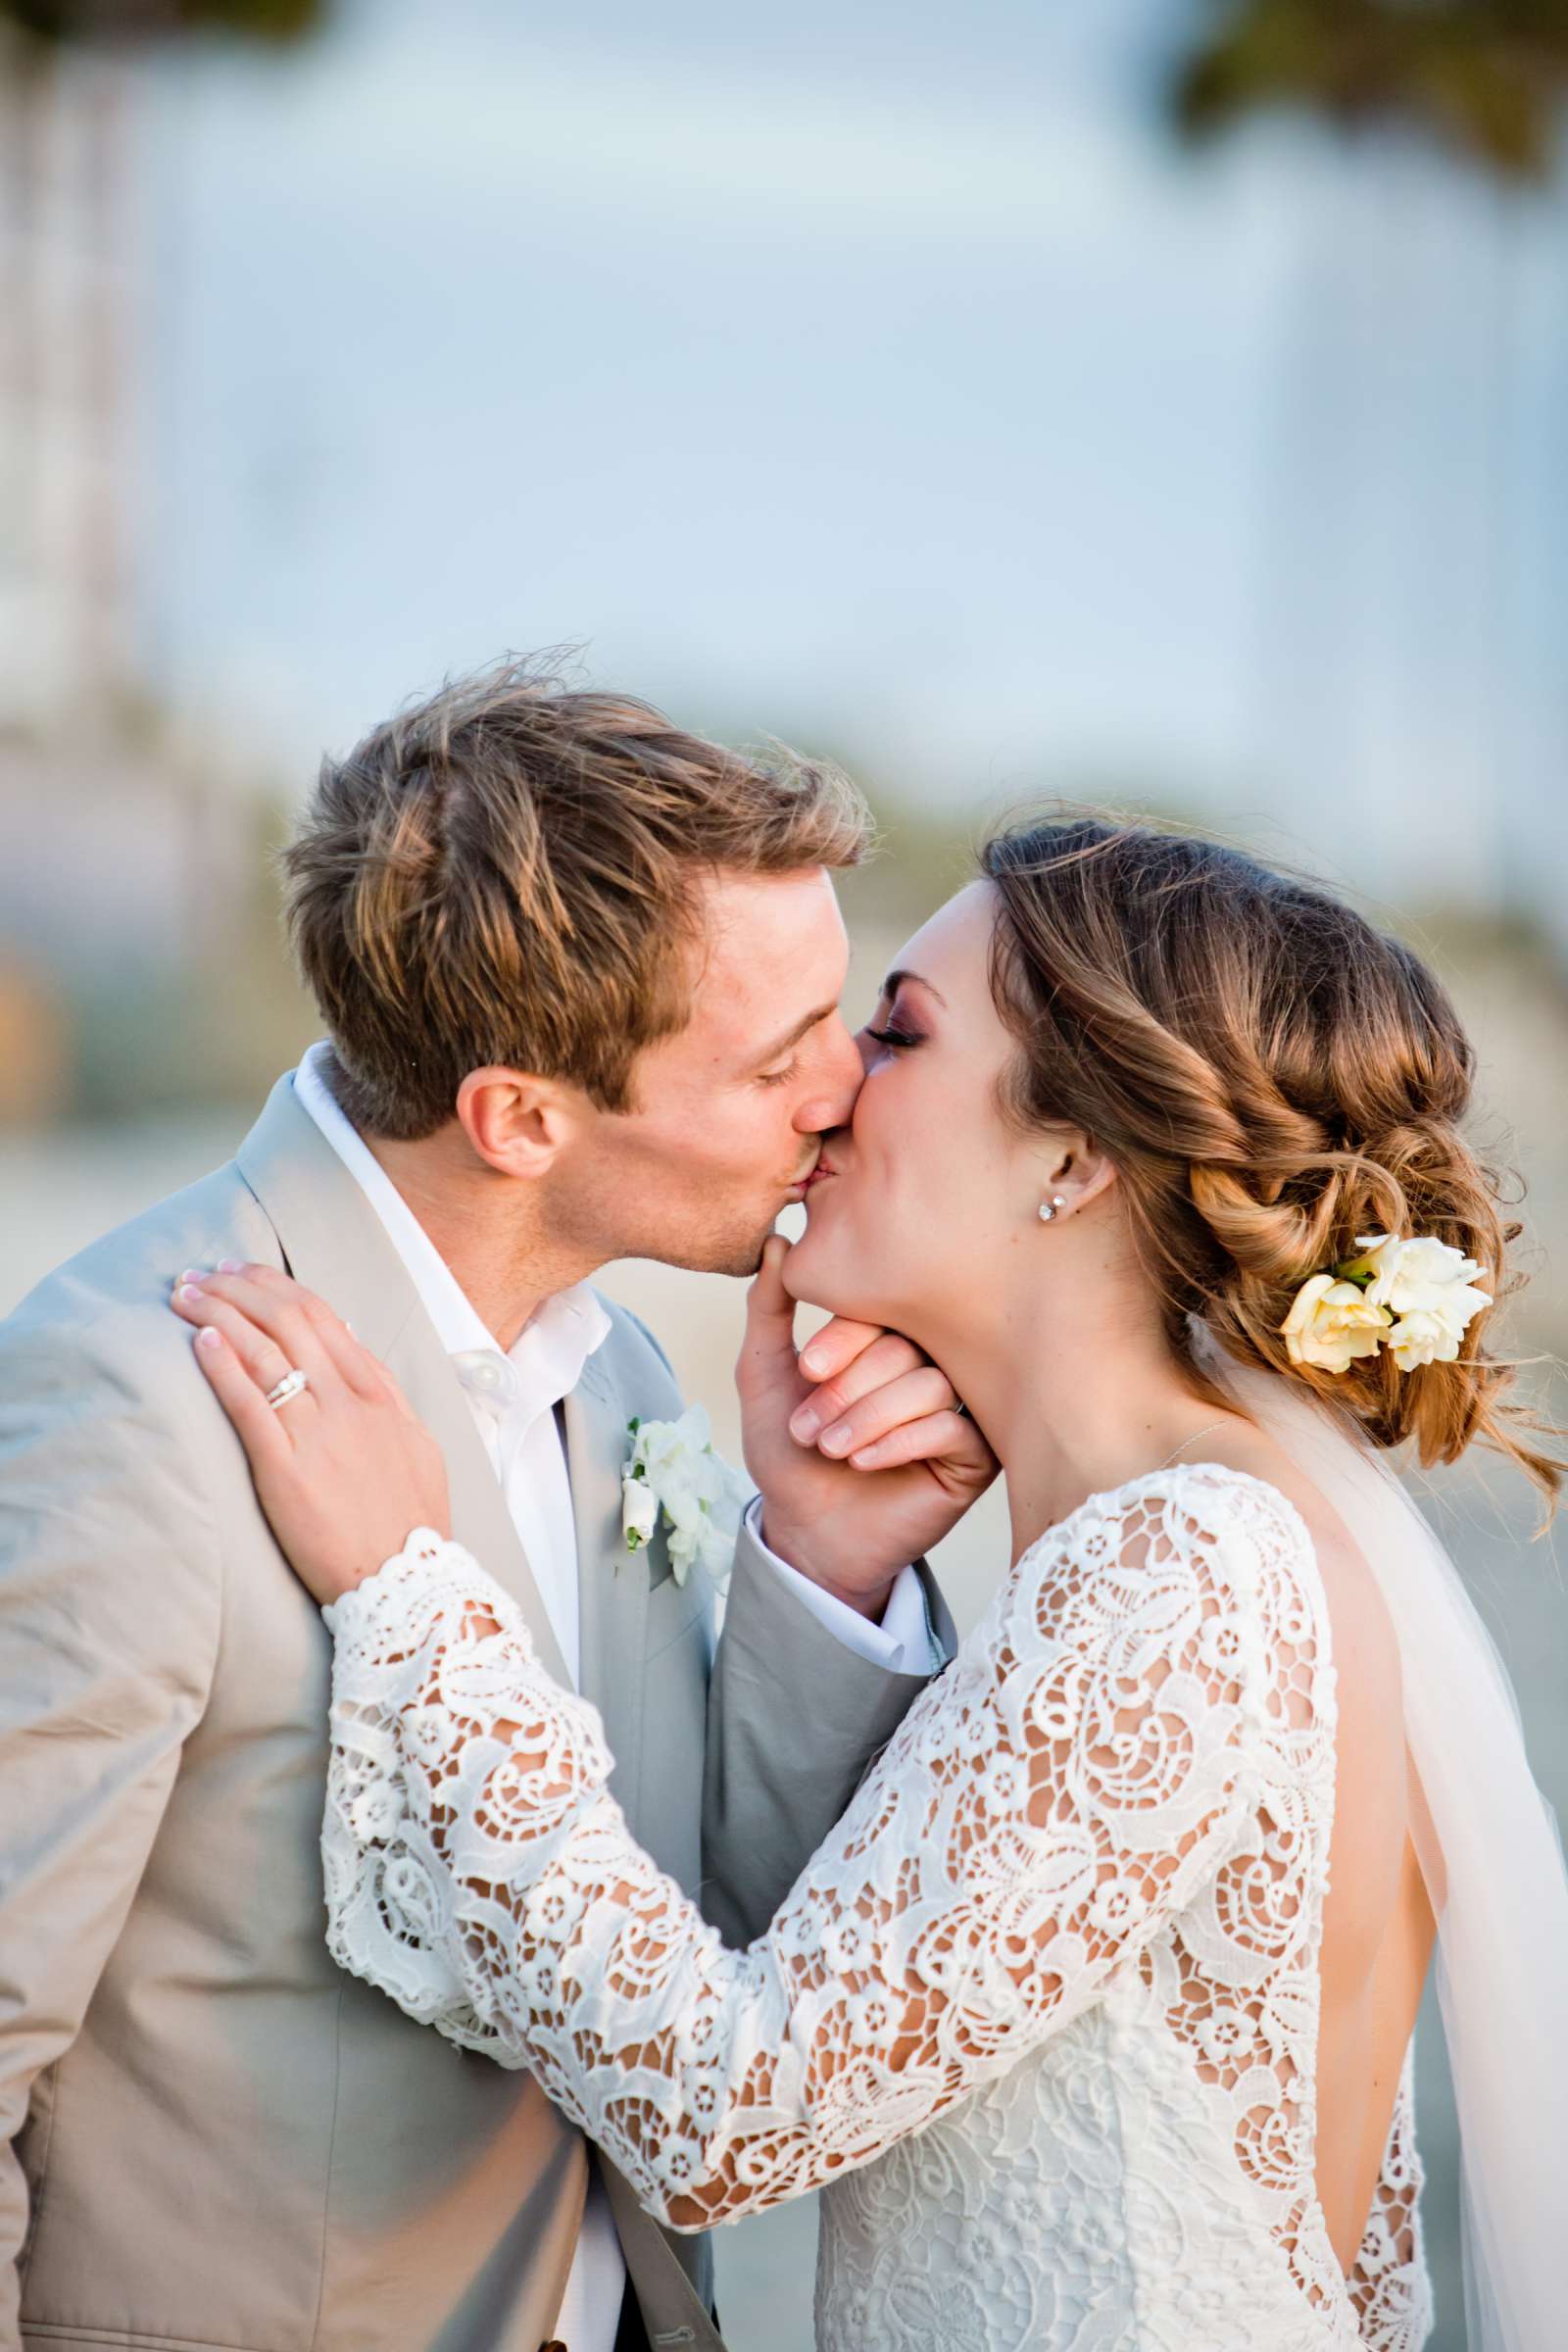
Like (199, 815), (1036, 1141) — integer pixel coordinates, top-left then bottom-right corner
(135, 0), (1567, 911)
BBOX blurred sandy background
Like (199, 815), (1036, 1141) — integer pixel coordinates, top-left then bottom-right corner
(3, 5), (1567, 2345)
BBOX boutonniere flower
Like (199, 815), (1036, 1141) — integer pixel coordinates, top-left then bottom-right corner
(621, 1403), (749, 1588)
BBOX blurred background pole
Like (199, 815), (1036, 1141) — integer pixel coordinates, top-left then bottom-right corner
(1169, 0), (1568, 915)
(0, 3), (334, 720)
(0, 0), (330, 971)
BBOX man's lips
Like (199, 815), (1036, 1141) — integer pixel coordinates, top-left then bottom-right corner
(783, 1145), (846, 1200)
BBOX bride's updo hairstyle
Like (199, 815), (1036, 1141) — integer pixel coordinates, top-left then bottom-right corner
(980, 816), (1559, 1505)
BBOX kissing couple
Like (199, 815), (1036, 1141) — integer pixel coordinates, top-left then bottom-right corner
(3, 660), (1563, 2352)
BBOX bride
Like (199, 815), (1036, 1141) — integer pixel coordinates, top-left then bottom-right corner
(172, 817), (1565, 2351)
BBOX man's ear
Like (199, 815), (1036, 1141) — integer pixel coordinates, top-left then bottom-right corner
(455, 1066), (584, 1180)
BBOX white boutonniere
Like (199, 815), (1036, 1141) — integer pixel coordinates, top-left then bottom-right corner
(621, 1403), (749, 1588)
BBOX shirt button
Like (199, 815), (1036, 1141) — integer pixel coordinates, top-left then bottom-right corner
(453, 1349), (519, 1407)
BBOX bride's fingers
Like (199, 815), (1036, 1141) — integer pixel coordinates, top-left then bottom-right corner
(174, 1265), (331, 1391)
(237, 1262), (407, 1408)
(188, 1322), (297, 1469)
(172, 1285), (320, 1415)
(809, 1366), (955, 1461)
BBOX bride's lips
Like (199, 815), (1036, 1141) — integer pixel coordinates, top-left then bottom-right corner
(784, 1147), (845, 1203)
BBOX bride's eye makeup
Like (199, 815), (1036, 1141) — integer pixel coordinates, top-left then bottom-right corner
(864, 991), (924, 1051)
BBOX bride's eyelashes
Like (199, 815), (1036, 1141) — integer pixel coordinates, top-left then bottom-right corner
(862, 979), (927, 1053)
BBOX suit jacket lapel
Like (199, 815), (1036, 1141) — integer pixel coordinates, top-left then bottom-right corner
(565, 1343), (646, 1824)
(233, 1072), (572, 1690)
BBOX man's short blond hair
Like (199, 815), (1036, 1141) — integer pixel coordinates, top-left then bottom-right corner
(281, 659), (872, 1138)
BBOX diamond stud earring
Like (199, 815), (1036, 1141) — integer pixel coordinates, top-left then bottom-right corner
(1038, 1195), (1067, 1223)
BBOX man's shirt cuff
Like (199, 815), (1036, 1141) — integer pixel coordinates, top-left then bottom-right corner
(742, 1495), (939, 1674)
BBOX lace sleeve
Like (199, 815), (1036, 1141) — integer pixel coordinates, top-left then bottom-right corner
(1346, 2045), (1434, 2351)
(320, 1469), (1310, 2230)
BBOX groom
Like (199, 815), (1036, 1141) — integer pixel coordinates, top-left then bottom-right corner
(0, 663), (985, 2352)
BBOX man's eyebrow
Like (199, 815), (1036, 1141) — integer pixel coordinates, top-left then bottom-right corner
(752, 1002), (841, 1068)
(881, 966), (948, 1007)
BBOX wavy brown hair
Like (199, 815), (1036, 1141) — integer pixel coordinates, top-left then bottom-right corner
(980, 814), (1560, 1509)
(282, 657), (871, 1139)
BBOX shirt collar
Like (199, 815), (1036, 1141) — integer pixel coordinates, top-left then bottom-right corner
(292, 1042), (612, 1414)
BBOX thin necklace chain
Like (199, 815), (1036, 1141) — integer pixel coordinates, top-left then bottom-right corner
(1155, 1419), (1235, 1474)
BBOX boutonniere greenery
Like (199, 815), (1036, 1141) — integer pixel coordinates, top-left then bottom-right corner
(621, 1404), (749, 1588)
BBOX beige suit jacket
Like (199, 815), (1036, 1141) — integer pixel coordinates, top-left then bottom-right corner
(0, 1074), (951, 2352)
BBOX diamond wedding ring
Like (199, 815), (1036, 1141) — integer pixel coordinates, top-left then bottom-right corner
(265, 1368), (310, 1411)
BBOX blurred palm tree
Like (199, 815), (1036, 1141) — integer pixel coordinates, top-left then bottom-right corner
(0, 0), (329, 735)
(1174, 1), (1568, 182)
(0, 5), (322, 51)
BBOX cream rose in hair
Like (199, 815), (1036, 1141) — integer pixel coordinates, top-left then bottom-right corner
(1348, 1233), (1493, 1334)
(1280, 1275), (1392, 1374)
(1281, 1233), (1493, 1378)
(1385, 1311), (1471, 1375)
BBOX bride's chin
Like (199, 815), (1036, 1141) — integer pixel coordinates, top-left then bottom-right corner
(781, 1226), (847, 1314)
(780, 1233), (828, 1309)
(783, 1231), (888, 1326)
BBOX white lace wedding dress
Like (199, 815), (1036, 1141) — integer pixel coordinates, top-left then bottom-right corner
(320, 1463), (1432, 2351)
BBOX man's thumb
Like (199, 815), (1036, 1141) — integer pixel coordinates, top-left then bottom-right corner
(742, 1233), (798, 1362)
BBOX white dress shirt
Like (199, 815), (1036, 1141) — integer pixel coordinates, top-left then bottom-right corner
(292, 1045), (936, 2348)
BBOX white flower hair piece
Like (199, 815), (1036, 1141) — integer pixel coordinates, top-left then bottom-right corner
(1279, 1231), (1492, 1376)
(621, 1403), (750, 1588)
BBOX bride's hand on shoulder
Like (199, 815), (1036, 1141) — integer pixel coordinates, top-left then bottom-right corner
(170, 1261), (450, 1605)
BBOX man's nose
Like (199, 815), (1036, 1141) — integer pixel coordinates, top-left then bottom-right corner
(794, 1016), (864, 1134)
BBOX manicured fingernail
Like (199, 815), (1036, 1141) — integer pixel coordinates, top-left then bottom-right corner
(177, 1268), (205, 1286)
(218, 1257), (244, 1274)
(800, 1347), (827, 1377)
(850, 1446), (880, 1469)
(789, 1407), (821, 1444)
(177, 1284), (205, 1305)
(819, 1425), (852, 1456)
(196, 1325), (222, 1350)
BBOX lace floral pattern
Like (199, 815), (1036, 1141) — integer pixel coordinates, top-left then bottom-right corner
(321, 1465), (1431, 2350)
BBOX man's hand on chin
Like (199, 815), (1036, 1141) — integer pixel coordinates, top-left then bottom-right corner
(735, 1235), (999, 1620)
